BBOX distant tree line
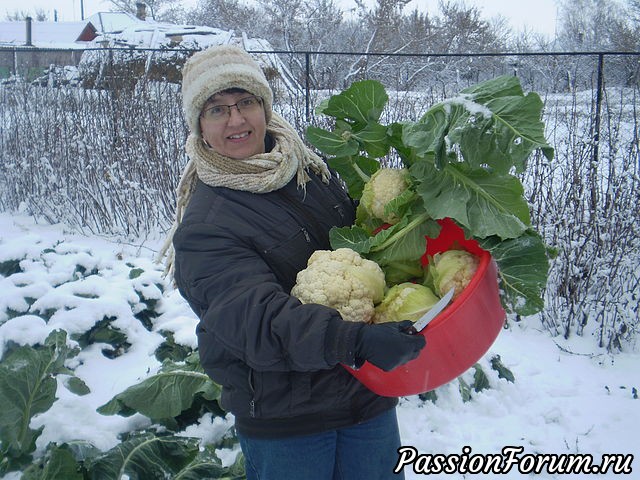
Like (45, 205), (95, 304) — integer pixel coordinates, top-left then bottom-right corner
(6, 0), (640, 56)
(4, 0), (640, 89)
(98, 0), (640, 54)
(64, 0), (632, 91)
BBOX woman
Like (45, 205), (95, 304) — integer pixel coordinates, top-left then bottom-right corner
(160, 44), (425, 480)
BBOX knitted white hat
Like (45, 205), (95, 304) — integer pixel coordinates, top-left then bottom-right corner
(181, 44), (274, 136)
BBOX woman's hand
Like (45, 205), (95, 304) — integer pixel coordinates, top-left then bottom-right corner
(354, 321), (426, 371)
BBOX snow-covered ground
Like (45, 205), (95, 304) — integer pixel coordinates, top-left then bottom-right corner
(0, 212), (637, 479)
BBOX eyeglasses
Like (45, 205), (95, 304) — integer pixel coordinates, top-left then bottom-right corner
(201, 95), (263, 122)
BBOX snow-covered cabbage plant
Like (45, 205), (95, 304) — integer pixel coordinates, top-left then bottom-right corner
(0, 244), (242, 478)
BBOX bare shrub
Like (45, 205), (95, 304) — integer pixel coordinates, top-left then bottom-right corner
(0, 81), (188, 237)
(524, 87), (640, 351)
(78, 48), (192, 90)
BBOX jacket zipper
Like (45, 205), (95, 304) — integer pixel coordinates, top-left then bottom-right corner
(248, 369), (257, 417)
(277, 190), (325, 245)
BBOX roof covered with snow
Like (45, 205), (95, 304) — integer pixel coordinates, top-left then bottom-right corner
(1, 13), (251, 51)
(0, 20), (91, 49)
(84, 12), (141, 34)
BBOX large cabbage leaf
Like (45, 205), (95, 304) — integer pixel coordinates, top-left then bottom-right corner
(97, 353), (221, 426)
(306, 80), (389, 198)
(87, 433), (199, 480)
(21, 447), (83, 480)
(479, 230), (551, 316)
(174, 447), (246, 480)
(0, 330), (82, 472)
(409, 160), (530, 240)
(21, 435), (243, 480)
(318, 79), (388, 124)
(404, 76), (553, 174)
(402, 76), (553, 241)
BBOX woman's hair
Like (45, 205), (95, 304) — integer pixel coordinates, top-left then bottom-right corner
(203, 88), (250, 107)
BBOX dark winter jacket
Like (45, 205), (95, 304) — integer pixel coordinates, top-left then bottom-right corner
(172, 169), (397, 438)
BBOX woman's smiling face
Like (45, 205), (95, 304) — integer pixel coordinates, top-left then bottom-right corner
(199, 90), (267, 159)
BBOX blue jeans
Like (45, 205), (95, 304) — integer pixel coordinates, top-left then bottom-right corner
(238, 408), (405, 480)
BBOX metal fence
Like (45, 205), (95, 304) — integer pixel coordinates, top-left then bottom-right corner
(2, 45), (639, 94)
(2, 46), (639, 142)
(276, 49), (639, 124)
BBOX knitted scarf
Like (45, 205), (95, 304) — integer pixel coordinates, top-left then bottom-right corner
(158, 112), (331, 278)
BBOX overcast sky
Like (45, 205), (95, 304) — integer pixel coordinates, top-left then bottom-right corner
(3, 0), (560, 39)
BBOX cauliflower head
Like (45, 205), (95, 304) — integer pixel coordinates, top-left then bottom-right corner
(291, 248), (386, 323)
(358, 167), (410, 225)
(373, 282), (440, 324)
(430, 249), (479, 299)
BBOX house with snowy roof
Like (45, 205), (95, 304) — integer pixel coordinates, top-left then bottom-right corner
(0, 20), (97, 48)
(0, 15), (100, 79)
(0, 12), (135, 79)
(0, 8), (298, 94)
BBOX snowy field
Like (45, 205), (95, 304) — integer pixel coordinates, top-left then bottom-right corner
(0, 211), (638, 479)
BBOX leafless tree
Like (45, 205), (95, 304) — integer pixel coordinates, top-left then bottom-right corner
(4, 8), (48, 21)
(556, 0), (626, 50)
(357, 0), (412, 52)
(107, 0), (176, 21)
(433, 0), (506, 53)
(184, 0), (259, 33)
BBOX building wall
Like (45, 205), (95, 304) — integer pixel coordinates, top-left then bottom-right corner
(0, 48), (83, 81)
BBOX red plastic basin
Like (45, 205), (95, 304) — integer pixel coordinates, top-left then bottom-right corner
(344, 218), (506, 397)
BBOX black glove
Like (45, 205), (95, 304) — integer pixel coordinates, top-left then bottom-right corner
(355, 320), (426, 371)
